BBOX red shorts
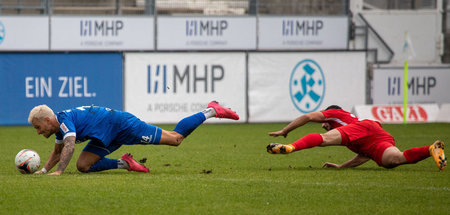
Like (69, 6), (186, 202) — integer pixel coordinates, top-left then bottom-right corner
(336, 120), (395, 166)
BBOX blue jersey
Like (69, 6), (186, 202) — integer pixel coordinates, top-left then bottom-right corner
(55, 106), (162, 147)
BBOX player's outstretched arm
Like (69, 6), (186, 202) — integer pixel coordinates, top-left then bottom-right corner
(34, 143), (63, 174)
(323, 154), (370, 168)
(269, 111), (325, 138)
(48, 136), (75, 175)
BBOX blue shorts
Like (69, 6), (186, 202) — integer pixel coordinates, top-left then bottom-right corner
(83, 139), (122, 158)
(83, 113), (162, 157)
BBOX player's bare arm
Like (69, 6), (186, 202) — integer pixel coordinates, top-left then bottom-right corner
(44, 144), (64, 171)
(49, 136), (75, 175)
(323, 154), (370, 168)
(269, 111), (325, 138)
(34, 143), (63, 174)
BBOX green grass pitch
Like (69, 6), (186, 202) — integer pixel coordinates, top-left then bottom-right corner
(0, 123), (449, 215)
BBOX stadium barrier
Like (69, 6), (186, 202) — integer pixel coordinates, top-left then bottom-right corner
(1, 51), (366, 125)
(1, 52), (448, 125)
(353, 104), (440, 123)
(436, 104), (450, 122)
(0, 15), (349, 51)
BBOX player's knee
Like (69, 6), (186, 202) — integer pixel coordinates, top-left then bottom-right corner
(383, 163), (397, 169)
(169, 132), (184, 146)
(171, 137), (183, 147)
(161, 131), (184, 146)
(76, 163), (91, 173)
(383, 155), (403, 168)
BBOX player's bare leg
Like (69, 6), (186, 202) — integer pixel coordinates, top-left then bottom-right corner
(382, 140), (446, 170)
(159, 130), (184, 146)
(381, 146), (408, 168)
(320, 129), (342, 146)
(77, 151), (102, 172)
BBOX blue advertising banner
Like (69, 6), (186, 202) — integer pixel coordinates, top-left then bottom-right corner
(0, 53), (123, 125)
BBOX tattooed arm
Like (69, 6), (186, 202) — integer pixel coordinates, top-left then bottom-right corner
(34, 143), (63, 174)
(48, 136), (75, 175)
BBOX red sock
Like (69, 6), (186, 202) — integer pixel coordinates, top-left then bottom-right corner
(291, 133), (323, 151)
(403, 146), (430, 163)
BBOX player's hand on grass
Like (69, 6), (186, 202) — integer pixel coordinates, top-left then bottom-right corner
(48, 171), (63, 175)
(33, 170), (46, 174)
(322, 162), (341, 168)
(268, 130), (288, 138)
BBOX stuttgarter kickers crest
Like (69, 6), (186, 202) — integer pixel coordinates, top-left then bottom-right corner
(289, 59), (325, 113)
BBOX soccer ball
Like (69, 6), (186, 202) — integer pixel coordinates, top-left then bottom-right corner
(15, 149), (40, 174)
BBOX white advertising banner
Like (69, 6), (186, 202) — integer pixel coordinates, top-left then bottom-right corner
(258, 16), (349, 50)
(436, 104), (450, 123)
(0, 17), (49, 50)
(248, 52), (366, 122)
(373, 67), (450, 104)
(353, 104), (439, 123)
(124, 53), (246, 123)
(157, 17), (256, 50)
(51, 16), (154, 50)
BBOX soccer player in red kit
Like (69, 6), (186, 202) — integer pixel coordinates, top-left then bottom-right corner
(267, 105), (447, 171)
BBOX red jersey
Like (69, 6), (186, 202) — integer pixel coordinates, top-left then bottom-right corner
(321, 108), (395, 166)
(320, 109), (360, 129)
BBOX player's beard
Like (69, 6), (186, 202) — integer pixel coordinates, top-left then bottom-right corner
(42, 129), (53, 138)
(43, 132), (50, 138)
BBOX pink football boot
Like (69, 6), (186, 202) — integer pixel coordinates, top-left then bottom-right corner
(121, 153), (149, 173)
(207, 101), (239, 120)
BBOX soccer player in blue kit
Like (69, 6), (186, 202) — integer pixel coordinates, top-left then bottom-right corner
(28, 101), (239, 175)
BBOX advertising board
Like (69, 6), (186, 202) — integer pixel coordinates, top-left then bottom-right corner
(248, 52), (366, 122)
(124, 53), (246, 123)
(353, 104), (439, 123)
(258, 16), (349, 50)
(372, 67), (450, 105)
(0, 53), (123, 125)
(0, 16), (49, 51)
(157, 17), (256, 50)
(51, 16), (154, 50)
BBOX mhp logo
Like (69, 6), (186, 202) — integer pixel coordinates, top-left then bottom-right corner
(147, 64), (167, 94)
(185, 20), (228, 36)
(289, 59), (325, 113)
(147, 64), (225, 94)
(0, 21), (5, 45)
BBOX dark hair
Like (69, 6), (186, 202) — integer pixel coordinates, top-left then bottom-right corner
(325, 105), (342, 110)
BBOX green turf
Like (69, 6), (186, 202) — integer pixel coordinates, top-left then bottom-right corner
(0, 123), (449, 215)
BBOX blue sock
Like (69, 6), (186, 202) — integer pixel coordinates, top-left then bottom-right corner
(173, 112), (206, 137)
(88, 157), (118, 172)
